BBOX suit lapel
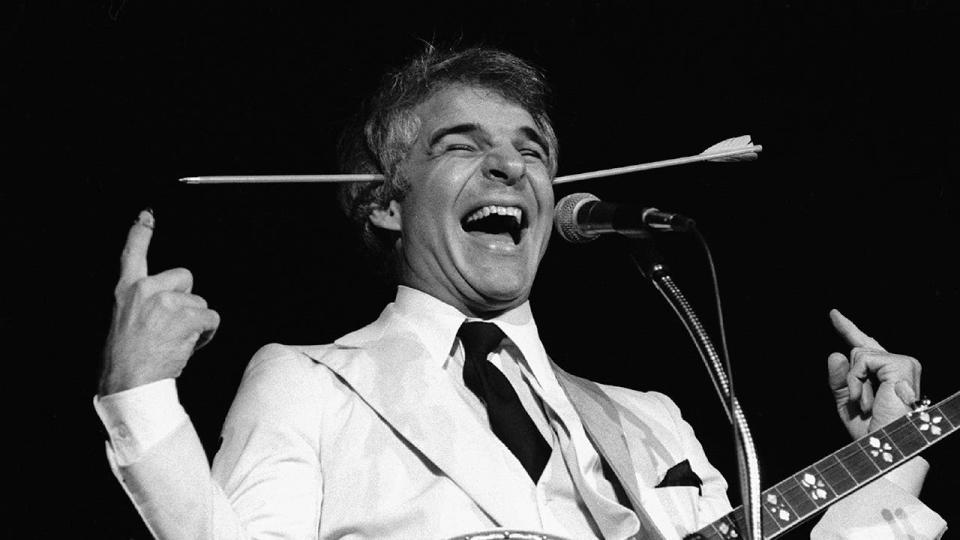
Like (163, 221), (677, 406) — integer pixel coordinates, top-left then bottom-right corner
(305, 311), (542, 531)
(553, 364), (667, 540)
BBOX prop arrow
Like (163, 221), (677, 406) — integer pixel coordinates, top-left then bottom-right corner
(178, 135), (761, 185)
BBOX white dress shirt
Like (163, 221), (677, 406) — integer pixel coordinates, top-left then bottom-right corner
(388, 286), (639, 538)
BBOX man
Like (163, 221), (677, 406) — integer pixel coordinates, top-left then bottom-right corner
(96, 46), (945, 539)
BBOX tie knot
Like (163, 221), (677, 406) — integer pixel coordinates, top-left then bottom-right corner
(457, 321), (506, 361)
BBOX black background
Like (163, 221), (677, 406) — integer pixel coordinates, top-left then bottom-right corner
(6, 1), (959, 538)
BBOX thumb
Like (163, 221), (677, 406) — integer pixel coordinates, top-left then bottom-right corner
(894, 380), (918, 407)
(827, 351), (850, 393)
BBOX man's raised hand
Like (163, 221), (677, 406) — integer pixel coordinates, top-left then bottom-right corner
(826, 309), (922, 440)
(98, 210), (221, 396)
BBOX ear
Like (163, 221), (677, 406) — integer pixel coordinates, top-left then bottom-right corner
(369, 200), (402, 232)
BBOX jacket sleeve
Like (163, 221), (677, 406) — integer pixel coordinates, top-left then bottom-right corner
(97, 344), (324, 539)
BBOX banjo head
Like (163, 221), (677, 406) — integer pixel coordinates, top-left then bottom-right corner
(447, 531), (571, 540)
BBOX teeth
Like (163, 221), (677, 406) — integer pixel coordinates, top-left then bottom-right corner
(464, 205), (523, 226)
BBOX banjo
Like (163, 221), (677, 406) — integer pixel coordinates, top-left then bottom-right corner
(448, 390), (958, 540)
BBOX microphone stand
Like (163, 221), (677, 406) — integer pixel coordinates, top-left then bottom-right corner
(627, 237), (762, 540)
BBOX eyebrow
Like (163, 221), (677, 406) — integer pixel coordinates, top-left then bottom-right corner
(427, 123), (486, 148)
(427, 123), (551, 158)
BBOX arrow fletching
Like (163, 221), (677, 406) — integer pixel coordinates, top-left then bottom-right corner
(703, 135), (760, 162)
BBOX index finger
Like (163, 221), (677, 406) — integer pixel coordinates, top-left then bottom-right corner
(830, 308), (886, 352)
(119, 209), (155, 287)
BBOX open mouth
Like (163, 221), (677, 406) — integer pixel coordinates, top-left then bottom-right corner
(461, 205), (526, 245)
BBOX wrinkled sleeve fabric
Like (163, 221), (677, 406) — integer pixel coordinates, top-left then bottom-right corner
(812, 456), (947, 539)
(94, 344), (324, 539)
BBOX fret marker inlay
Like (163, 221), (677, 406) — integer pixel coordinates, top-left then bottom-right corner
(917, 412), (943, 436)
(800, 473), (829, 500)
(867, 436), (894, 463)
(765, 493), (792, 523)
(717, 520), (739, 538)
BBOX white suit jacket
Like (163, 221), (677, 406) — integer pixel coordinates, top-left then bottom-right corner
(107, 302), (945, 539)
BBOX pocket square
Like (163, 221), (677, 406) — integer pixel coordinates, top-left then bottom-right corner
(655, 459), (703, 494)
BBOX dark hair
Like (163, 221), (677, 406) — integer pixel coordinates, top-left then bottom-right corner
(338, 44), (558, 275)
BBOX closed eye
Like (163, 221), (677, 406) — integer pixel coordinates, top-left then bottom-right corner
(521, 148), (545, 160)
(446, 143), (478, 152)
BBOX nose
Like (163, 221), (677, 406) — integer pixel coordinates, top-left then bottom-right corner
(482, 146), (525, 186)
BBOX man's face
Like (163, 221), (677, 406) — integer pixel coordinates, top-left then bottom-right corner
(392, 85), (555, 316)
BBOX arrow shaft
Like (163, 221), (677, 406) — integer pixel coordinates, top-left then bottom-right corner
(179, 145), (762, 185)
(179, 174), (386, 184)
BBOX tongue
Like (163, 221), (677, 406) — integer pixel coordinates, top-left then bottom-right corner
(467, 230), (514, 242)
(462, 214), (521, 245)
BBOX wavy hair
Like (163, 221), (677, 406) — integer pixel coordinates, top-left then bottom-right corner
(338, 45), (558, 276)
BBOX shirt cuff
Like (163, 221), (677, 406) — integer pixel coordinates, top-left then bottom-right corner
(93, 379), (187, 467)
(882, 456), (929, 496)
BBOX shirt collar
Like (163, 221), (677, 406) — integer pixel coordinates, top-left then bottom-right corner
(391, 286), (553, 387)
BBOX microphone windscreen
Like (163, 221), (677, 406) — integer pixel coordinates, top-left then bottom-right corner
(554, 192), (599, 243)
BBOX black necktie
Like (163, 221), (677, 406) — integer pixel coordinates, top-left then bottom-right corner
(458, 321), (551, 481)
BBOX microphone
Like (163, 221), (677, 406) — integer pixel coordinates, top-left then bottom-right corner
(553, 192), (695, 243)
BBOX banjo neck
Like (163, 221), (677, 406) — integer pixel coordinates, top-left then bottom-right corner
(686, 390), (959, 539)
